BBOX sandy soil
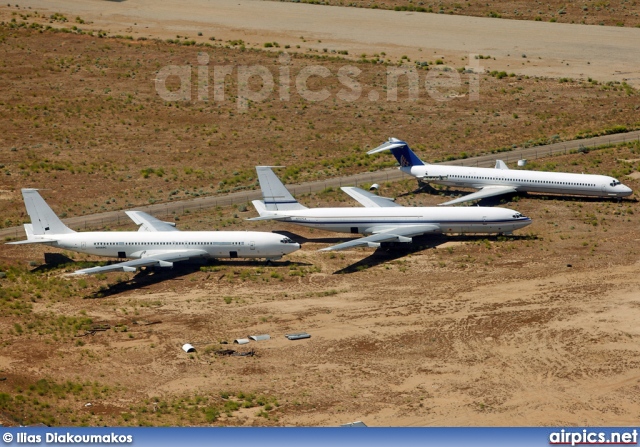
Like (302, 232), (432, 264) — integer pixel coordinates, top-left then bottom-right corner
(1, 145), (640, 426)
(271, 0), (640, 28)
(1, 3), (640, 428)
(11, 0), (640, 86)
(1, 24), (638, 232)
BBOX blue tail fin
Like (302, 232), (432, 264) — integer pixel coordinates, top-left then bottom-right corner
(367, 138), (425, 167)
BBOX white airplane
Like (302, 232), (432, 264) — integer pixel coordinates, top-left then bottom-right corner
(249, 167), (532, 251)
(7, 189), (300, 275)
(367, 138), (633, 206)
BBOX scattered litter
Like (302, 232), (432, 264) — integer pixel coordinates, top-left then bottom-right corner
(340, 421), (367, 427)
(0, 377), (6, 381)
(0, 272), (6, 278)
(220, 341), (229, 344)
(285, 332), (311, 340)
(234, 338), (250, 345)
(567, 264), (572, 268)
(84, 403), (92, 408)
(76, 324), (111, 337)
(249, 334), (270, 341)
(182, 343), (196, 353)
(214, 349), (256, 357)
(133, 320), (162, 326)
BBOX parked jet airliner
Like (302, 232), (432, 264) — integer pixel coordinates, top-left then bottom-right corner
(368, 138), (633, 205)
(7, 189), (300, 275)
(250, 167), (532, 251)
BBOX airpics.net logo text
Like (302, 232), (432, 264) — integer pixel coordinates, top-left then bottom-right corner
(154, 52), (484, 111)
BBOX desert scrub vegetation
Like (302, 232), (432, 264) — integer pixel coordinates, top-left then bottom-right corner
(0, 20), (638, 228)
(0, 376), (282, 426)
(0, 262), (130, 341)
(0, 378), (117, 426)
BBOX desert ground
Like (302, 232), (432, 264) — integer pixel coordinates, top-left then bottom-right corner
(6, 0), (640, 87)
(1, 3), (640, 428)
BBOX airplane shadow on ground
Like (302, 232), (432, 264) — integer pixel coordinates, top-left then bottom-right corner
(81, 258), (310, 298)
(273, 231), (538, 274)
(333, 233), (538, 274)
(32, 254), (308, 298)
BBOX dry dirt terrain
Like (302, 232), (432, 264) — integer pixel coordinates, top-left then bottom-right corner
(0, 21), (638, 229)
(277, 0), (640, 27)
(1, 145), (640, 427)
(1, 5), (640, 428)
(7, 0), (640, 87)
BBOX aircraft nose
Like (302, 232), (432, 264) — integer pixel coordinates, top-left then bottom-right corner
(288, 243), (301, 253)
(622, 186), (633, 196)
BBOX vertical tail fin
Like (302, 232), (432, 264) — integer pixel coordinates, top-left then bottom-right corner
(255, 167), (308, 211)
(367, 137), (426, 167)
(21, 189), (75, 235)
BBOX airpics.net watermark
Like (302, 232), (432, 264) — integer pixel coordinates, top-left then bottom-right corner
(154, 52), (484, 111)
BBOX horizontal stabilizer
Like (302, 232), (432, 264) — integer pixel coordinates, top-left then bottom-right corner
(438, 185), (517, 206)
(6, 238), (57, 245)
(246, 214), (291, 222)
(366, 138), (409, 155)
(366, 138), (426, 167)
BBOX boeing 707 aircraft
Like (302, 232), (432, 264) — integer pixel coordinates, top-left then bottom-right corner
(367, 138), (633, 205)
(250, 167), (532, 251)
(7, 189), (300, 275)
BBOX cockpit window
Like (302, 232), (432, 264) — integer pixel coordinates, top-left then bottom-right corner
(610, 179), (621, 187)
(512, 213), (524, 219)
(281, 237), (295, 244)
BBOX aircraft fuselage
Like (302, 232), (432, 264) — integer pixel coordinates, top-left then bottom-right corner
(406, 165), (632, 198)
(274, 207), (531, 235)
(33, 231), (299, 260)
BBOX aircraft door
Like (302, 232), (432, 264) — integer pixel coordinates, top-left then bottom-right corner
(81, 242), (86, 249)
(601, 184), (606, 193)
(483, 216), (487, 225)
(250, 241), (255, 250)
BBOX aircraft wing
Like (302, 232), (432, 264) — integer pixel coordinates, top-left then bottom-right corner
(340, 187), (401, 208)
(125, 211), (179, 232)
(69, 249), (208, 275)
(438, 185), (517, 206)
(319, 224), (440, 251)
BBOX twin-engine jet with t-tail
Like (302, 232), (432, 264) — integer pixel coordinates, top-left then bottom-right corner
(367, 138), (633, 206)
(249, 166), (532, 251)
(7, 189), (300, 275)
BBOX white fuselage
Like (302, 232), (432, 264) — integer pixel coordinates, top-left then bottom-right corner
(35, 231), (299, 260)
(405, 165), (632, 198)
(271, 207), (531, 235)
